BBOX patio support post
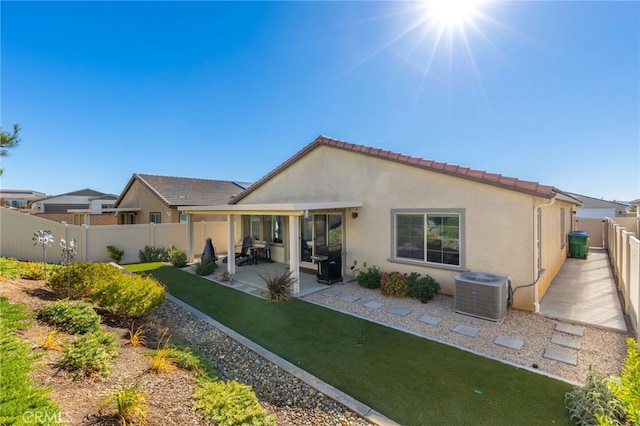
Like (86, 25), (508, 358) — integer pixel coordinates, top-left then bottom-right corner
(227, 214), (236, 275)
(289, 215), (300, 293)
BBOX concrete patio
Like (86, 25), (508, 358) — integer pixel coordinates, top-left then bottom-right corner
(539, 247), (627, 332)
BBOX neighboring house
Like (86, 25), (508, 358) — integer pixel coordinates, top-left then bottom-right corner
(68, 193), (119, 225)
(179, 135), (581, 312)
(32, 189), (118, 225)
(113, 173), (248, 225)
(568, 192), (630, 218)
(0, 189), (46, 209)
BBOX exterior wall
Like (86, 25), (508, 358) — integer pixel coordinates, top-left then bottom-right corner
(237, 145), (574, 310)
(33, 194), (96, 213)
(577, 208), (617, 219)
(35, 213), (74, 223)
(536, 202), (572, 304)
(117, 180), (175, 224)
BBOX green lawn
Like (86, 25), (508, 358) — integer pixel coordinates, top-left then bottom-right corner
(135, 265), (573, 426)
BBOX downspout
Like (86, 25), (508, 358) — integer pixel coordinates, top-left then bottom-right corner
(532, 196), (556, 313)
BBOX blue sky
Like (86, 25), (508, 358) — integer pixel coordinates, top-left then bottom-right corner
(1, 1), (638, 201)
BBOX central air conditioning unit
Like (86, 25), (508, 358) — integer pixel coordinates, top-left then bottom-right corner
(454, 272), (509, 322)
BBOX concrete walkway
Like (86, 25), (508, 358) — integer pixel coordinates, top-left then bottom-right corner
(539, 247), (627, 332)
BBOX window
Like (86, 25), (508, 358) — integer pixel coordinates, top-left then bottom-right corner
(242, 215), (283, 243)
(149, 212), (161, 223)
(393, 210), (463, 267)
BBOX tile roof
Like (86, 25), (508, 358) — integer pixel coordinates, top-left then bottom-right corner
(115, 174), (245, 207)
(232, 135), (578, 204)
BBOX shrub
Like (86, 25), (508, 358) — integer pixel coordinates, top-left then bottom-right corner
(565, 366), (626, 425)
(258, 270), (295, 303)
(0, 298), (61, 424)
(89, 272), (166, 317)
(357, 265), (381, 289)
(0, 257), (20, 279)
(195, 258), (216, 276)
(38, 300), (101, 334)
(106, 245), (124, 264)
(192, 378), (276, 426)
(138, 245), (169, 263)
(168, 247), (188, 268)
(408, 272), (441, 303)
(58, 330), (119, 377)
(48, 262), (115, 299)
(101, 381), (148, 426)
(18, 261), (47, 280)
(380, 271), (409, 297)
(607, 338), (640, 424)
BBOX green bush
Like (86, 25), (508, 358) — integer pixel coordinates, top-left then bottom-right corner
(192, 378), (276, 426)
(38, 300), (101, 334)
(195, 258), (216, 276)
(380, 271), (410, 297)
(0, 298), (61, 424)
(408, 272), (441, 303)
(143, 342), (219, 378)
(0, 258), (49, 280)
(138, 245), (170, 263)
(58, 329), (119, 377)
(168, 247), (188, 268)
(356, 265), (381, 289)
(19, 261), (48, 280)
(48, 262), (165, 318)
(565, 366), (626, 425)
(48, 262), (115, 299)
(607, 338), (640, 424)
(89, 272), (166, 317)
(106, 245), (125, 264)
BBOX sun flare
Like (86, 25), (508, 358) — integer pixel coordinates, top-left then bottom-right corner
(424, 0), (487, 30)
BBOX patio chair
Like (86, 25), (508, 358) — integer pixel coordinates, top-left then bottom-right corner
(253, 239), (273, 264)
(223, 236), (254, 266)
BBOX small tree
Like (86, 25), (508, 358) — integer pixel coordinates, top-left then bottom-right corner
(32, 230), (54, 283)
(0, 124), (21, 176)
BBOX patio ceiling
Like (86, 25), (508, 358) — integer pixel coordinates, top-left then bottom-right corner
(178, 201), (363, 216)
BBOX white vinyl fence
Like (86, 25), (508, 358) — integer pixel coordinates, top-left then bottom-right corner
(605, 217), (639, 339)
(0, 208), (228, 265)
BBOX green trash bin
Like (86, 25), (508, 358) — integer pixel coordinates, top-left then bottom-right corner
(568, 231), (589, 259)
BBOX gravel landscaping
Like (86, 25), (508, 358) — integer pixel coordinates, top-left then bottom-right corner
(302, 280), (632, 385)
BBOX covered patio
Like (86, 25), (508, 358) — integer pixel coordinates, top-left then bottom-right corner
(179, 201), (362, 295)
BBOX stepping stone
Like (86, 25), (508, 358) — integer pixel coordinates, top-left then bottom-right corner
(389, 307), (411, 316)
(493, 335), (524, 350)
(543, 347), (578, 366)
(555, 323), (584, 337)
(551, 334), (581, 350)
(363, 301), (384, 309)
(341, 295), (360, 303)
(418, 314), (443, 326)
(452, 324), (479, 337)
(322, 289), (340, 297)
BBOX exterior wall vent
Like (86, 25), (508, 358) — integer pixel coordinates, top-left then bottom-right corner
(454, 272), (508, 322)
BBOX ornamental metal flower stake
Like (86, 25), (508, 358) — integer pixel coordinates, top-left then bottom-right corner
(32, 230), (54, 283)
(60, 238), (77, 298)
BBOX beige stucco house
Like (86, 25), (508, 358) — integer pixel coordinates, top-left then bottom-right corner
(180, 136), (580, 312)
(114, 174), (249, 225)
